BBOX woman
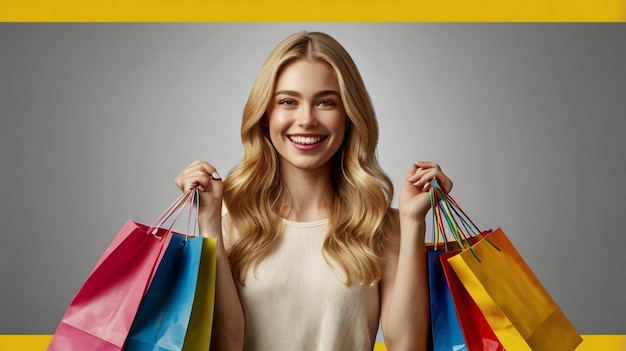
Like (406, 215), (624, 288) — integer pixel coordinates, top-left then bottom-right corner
(175, 31), (453, 351)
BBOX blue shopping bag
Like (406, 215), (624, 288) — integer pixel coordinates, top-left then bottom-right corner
(428, 250), (467, 351)
(125, 233), (205, 351)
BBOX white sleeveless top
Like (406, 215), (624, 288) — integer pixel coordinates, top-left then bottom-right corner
(222, 214), (380, 351)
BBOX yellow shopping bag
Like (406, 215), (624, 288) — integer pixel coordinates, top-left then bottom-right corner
(447, 228), (582, 351)
(181, 236), (217, 350)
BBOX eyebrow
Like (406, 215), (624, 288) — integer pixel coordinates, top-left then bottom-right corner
(273, 90), (341, 99)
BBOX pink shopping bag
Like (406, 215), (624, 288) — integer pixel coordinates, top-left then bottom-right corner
(48, 190), (196, 351)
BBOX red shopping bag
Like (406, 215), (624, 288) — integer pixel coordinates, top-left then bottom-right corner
(48, 190), (196, 351)
(439, 251), (505, 351)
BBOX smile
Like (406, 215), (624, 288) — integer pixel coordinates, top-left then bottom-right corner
(288, 135), (328, 145)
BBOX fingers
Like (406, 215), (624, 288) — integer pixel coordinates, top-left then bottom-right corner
(406, 161), (453, 193)
(414, 161), (441, 170)
(406, 162), (437, 185)
(175, 160), (222, 193)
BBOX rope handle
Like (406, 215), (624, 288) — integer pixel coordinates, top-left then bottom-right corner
(429, 179), (499, 261)
(147, 187), (200, 240)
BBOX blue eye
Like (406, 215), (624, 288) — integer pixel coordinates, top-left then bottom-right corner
(279, 99), (295, 105)
(318, 100), (335, 106)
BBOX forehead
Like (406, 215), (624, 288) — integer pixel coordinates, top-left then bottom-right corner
(274, 59), (340, 92)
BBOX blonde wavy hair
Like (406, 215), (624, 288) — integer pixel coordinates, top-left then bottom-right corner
(223, 31), (393, 286)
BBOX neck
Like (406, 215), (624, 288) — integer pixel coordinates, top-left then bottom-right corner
(279, 163), (334, 222)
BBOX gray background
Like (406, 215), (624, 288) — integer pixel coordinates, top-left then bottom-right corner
(1, 24), (625, 336)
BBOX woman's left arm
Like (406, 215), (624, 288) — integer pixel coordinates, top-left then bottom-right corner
(379, 161), (453, 351)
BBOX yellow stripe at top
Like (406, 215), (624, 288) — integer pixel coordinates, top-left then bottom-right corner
(0, 0), (625, 22)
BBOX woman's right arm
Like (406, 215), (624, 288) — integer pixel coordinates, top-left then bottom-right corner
(175, 160), (245, 351)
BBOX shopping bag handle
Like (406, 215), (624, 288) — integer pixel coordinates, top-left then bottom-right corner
(430, 180), (472, 247)
(185, 186), (200, 239)
(148, 187), (199, 239)
(150, 191), (192, 230)
(432, 180), (481, 239)
(429, 179), (499, 261)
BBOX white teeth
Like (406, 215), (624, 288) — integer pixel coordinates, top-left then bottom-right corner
(289, 136), (326, 145)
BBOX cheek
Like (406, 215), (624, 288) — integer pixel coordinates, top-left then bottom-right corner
(267, 112), (286, 136)
(267, 108), (293, 126)
(329, 114), (347, 136)
(267, 113), (294, 149)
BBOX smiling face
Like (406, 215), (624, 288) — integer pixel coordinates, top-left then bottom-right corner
(266, 59), (347, 175)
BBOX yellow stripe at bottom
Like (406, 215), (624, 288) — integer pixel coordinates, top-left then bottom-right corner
(1, 335), (625, 350)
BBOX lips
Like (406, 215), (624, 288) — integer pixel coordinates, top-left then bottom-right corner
(287, 135), (328, 145)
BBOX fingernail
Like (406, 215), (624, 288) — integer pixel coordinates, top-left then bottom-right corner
(211, 171), (221, 180)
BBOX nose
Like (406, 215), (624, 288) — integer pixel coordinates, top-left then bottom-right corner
(297, 106), (317, 128)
